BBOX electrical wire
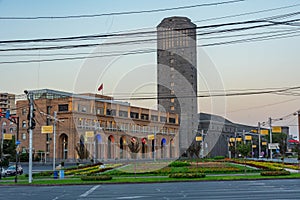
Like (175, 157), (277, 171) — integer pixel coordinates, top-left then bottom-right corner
(0, 0), (245, 20)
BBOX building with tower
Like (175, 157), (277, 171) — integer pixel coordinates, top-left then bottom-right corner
(157, 16), (198, 157)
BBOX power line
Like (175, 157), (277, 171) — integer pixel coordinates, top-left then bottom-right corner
(0, 0), (245, 20)
(1, 11), (299, 45)
(1, 28), (299, 65)
(194, 3), (300, 23)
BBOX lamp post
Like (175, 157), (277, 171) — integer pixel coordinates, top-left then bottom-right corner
(269, 117), (273, 160)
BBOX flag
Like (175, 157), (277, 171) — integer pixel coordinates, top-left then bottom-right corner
(98, 83), (103, 92)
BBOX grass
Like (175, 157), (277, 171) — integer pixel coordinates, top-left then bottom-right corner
(2, 173), (300, 185)
(1, 159), (299, 185)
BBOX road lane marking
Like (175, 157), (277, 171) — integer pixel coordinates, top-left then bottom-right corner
(80, 185), (100, 197)
(116, 196), (149, 199)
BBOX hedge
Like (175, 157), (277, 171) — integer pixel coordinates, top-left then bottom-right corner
(260, 170), (291, 176)
(169, 173), (206, 178)
(168, 161), (191, 167)
(80, 174), (112, 181)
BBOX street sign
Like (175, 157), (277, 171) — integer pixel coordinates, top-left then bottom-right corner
(3, 133), (13, 140)
(85, 131), (94, 138)
(272, 126), (282, 133)
(41, 125), (53, 134)
(195, 136), (202, 141)
(262, 142), (267, 146)
(16, 140), (21, 145)
(268, 143), (279, 150)
(245, 136), (252, 140)
(260, 130), (269, 135)
(148, 134), (155, 140)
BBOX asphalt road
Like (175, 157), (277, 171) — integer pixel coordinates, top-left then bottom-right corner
(1, 179), (300, 200)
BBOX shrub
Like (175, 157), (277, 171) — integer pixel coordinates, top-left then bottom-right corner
(169, 173), (205, 178)
(81, 174), (112, 181)
(213, 156), (225, 160)
(168, 161), (191, 167)
(260, 170), (291, 176)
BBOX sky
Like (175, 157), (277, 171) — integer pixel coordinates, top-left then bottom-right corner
(0, 0), (300, 137)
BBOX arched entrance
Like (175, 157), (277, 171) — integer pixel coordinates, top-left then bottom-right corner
(59, 134), (68, 160)
(119, 136), (126, 159)
(95, 134), (102, 160)
(161, 138), (167, 158)
(141, 138), (147, 159)
(107, 135), (115, 159)
(170, 139), (174, 158)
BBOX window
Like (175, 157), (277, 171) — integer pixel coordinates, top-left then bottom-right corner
(96, 108), (104, 115)
(170, 106), (175, 111)
(141, 114), (149, 120)
(78, 104), (87, 113)
(170, 82), (174, 87)
(171, 98), (175, 103)
(106, 109), (116, 116)
(160, 116), (167, 123)
(169, 118), (176, 123)
(9, 128), (14, 133)
(22, 120), (26, 128)
(130, 112), (139, 119)
(58, 104), (68, 112)
(22, 133), (26, 140)
(151, 115), (158, 121)
(22, 108), (27, 115)
(170, 90), (174, 94)
(119, 110), (128, 118)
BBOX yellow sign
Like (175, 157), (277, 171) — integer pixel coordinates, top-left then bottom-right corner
(41, 125), (53, 134)
(252, 145), (257, 148)
(245, 136), (252, 140)
(236, 138), (242, 142)
(260, 130), (269, 135)
(272, 126), (282, 133)
(196, 136), (202, 141)
(3, 134), (13, 140)
(148, 134), (155, 140)
(262, 142), (267, 146)
(251, 130), (257, 133)
(230, 138), (235, 142)
(85, 131), (94, 138)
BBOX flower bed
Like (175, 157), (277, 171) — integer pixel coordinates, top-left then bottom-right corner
(261, 170), (291, 176)
(81, 174), (112, 181)
(169, 173), (205, 179)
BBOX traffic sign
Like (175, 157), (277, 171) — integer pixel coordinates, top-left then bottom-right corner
(268, 143), (279, 150)
(41, 125), (53, 134)
(16, 140), (21, 145)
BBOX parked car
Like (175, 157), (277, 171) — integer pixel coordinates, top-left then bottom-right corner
(4, 165), (23, 176)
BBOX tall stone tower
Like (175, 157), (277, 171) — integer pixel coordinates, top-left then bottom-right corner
(157, 16), (198, 157)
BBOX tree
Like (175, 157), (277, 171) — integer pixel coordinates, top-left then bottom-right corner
(128, 137), (140, 159)
(237, 143), (252, 158)
(0, 135), (16, 167)
(237, 143), (252, 173)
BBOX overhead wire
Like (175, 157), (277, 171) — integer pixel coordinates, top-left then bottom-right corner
(0, 0), (245, 20)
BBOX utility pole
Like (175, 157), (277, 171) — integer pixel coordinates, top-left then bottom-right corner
(234, 128), (237, 158)
(258, 122), (261, 158)
(269, 117), (273, 160)
(53, 111), (57, 171)
(27, 91), (34, 183)
(297, 111), (300, 161)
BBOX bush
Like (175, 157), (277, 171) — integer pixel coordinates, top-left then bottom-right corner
(260, 170), (291, 176)
(213, 156), (225, 160)
(168, 161), (191, 167)
(81, 174), (112, 181)
(169, 173), (205, 179)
